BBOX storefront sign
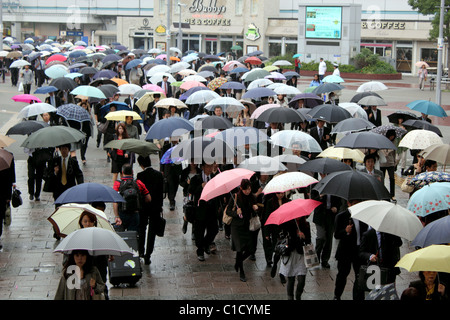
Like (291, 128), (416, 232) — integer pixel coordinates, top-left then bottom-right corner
(155, 25), (167, 34)
(189, 0), (226, 15)
(245, 23), (261, 41)
(138, 18), (153, 31)
(362, 21), (406, 30)
(185, 18), (231, 26)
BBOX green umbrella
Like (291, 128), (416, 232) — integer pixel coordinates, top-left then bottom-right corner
(70, 85), (107, 99)
(104, 139), (159, 157)
(20, 126), (86, 148)
(243, 69), (270, 82)
(304, 86), (318, 93)
(231, 45), (242, 51)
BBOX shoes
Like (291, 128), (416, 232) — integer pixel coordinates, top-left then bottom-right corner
(234, 262), (239, 272)
(144, 256), (151, 265)
(321, 262), (331, 269)
(266, 260), (273, 267)
(270, 265), (277, 278)
(34, 196), (40, 201)
(106, 156), (110, 163)
(279, 274), (286, 284)
(209, 243), (217, 254)
(197, 255), (205, 261)
(239, 271), (246, 282)
(82, 160), (86, 166)
(170, 201), (175, 211)
(182, 220), (188, 234)
(391, 197), (397, 203)
(29, 194), (34, 201)
(204, 246), (211, 255)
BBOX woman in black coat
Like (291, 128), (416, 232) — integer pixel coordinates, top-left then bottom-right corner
(226, 179), (258, 282)
(408, 271), (449, 301)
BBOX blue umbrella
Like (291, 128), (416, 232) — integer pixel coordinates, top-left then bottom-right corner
(65, 72), (84, 80)
(407, 182), (450, 218)
(54, 182), (125, 205)
(229, 67), (249, 74)
(145, 117), (194, 140)
(34, 86), (58, 94)
(242, 87), (276, 99)
(152, 59), (167, 65)
(125, 59), (144, 70)
(68, 51), (87, 59)
(412, 215), (450, 248)
(102, 54), (122, 64)
(57, 104), (91, 122)
(160, 146), (184, 164)
(93, 70), (117, 80)
(179, 86), (211, 101)
(219, 81), (246, 90)
(406, 100), (448, 118)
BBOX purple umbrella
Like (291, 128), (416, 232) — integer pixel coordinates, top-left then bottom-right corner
(161, 146), (184, 164)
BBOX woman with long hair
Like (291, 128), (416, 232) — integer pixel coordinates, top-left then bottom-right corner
(108, 122), (130, 183)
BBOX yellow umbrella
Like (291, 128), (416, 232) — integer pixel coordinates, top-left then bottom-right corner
(0, 135), (16, 148)
(135, 92), (167, 111)
(264, 65), (280, 72)
(105, 110), (142, 121)
(154, 98), (188, 109)
(317, 146), (365, 163)
(395, 245), (450, 273)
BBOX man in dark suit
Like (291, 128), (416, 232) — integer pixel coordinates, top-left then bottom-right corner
(367, 106), (382, 127)
(309, 118), (331, 159)
(136, 155), (164, 265)
(160, 138), (182, 211)
(157, 76), (173, 98)
(0, 150), (15, 250)
(333, 199), (368, 300)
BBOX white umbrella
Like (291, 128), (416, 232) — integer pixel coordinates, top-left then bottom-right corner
(338, 102), (369, 120)
(182, 75), (207, 83)
(274, 154), (307, 165)
(19, 103), (57, 118)
(238, 155), (287, 175)
(148, 48), (162, 54)
(178, 69), (197, 77)
(272, 60), (292, 67)
(399, 129), (443, 150)
(185, 90), (220, 105)
(204, 97), (245, 113)
(170, 61), (190, 74)
(270, 130), (323, 153)
(356, 81), (388, 93)
(118, 83), (142, 96)
(154, 98), (188, 109)
(0, 51), (9, 57)
(263, 172), (318, 194)
(9, 60), (31, 68)
(53, 227), (133, 256)
(247, 78), (273, 90)
(146, 65), (171, 77)
(273, 84), (301, 95)
(148, 72), (176, 85)
(169, 47), (182, 54)
(348, 200), (423, 241)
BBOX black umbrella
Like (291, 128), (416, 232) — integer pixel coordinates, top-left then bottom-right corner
(312, 83), (345, 95)
(335, 131), (397, 150)
(49, 77), (78, 91)
(299, 158), (352, 175)
(79, 67), (98, 75)
(197, 116), (233, 130)
(312, 170), (391, 201)
(97, 84), (120, 98)
(257, 107), (305, 123)
(89, 78), (118, 87)
(307, 104), (352, 124)
(6, 120), (49, 136)
(289, 93), (322, 109)
(331, 118), (375, 133)
(350, 91), (382, 104)
(387, 111), (419, 124)
(402, 119), (443, 137)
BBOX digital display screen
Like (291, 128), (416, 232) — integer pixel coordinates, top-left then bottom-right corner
(305, 6), (342, 39)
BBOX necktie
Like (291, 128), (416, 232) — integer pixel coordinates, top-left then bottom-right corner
(319, 128), (323, 140)
(61, 157), (67, 185)
(164, 82), (168, 95)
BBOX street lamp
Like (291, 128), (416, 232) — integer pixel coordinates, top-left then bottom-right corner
(178, 1), (187, 51)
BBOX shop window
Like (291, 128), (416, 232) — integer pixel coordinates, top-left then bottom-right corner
(396, 47), (412, 73)
(421, 48), (438, 69)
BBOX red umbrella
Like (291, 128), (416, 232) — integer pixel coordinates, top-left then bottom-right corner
(45, 54), (67, 65)
(200, 168), (255, 202)
(245, 57), (262, 65)
(265, 198), (322, 226)
(12, 94), (42, 104)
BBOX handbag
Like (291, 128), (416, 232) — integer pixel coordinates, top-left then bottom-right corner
(274, 235), (291, 257)
(303, 243), (320, 268)
(97, 120), (109, 134)
(155, 212), (166, 237)
(18, 81), (23, 92)
(222, 205), (233, 225)
(358, 262), (390, 292)
(401, 176), (414, 193)
(249, 214), (261, 231)
(183, 198), (196, 223)
(11, 187), (22, 208)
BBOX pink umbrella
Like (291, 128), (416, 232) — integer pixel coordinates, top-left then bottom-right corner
(200, 168), (255, 202)
(205, 131), (220, 138)
(156, 54), (167, 60)
(45, 54), (67, 65)
(250, 104), (281, 119)
(71, 46), (86, 50)
(180, 81), (206, 91)
(12, 94), (42, 104)
(142, 84), (164, 93)
(223, 60), (246, 72)
(265, 198), (322, 226)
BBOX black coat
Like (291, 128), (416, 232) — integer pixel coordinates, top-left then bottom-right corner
(157, 81), (173, 97)
(334, 209), (368, 260)
(188, 173), (218, 222)
(280, 217), (312, 255)
(137, 167), (164, 213)
(226, 191), (256, 252)
(311, 189), (341, 226)
(367, 108), (382, 127)
(50, 156), (84, 200)
(310, 125), (331, 151)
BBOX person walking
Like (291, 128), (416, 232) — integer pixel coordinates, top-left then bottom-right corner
(379, 130), (398, 201)
(318, 57), (327, 81)
(34, 56), (46, 87)
(418, 64), (428, 91)
(0, 149), (15, 250)
(21, 65), (34, 94)
(108, 123), (130, 183)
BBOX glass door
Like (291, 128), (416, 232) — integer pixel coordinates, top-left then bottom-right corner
(205, 36), (218, 55)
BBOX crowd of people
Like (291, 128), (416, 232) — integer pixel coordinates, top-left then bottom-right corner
(0, 40), (448, 302)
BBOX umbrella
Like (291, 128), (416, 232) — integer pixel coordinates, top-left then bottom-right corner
(247, 79), (273, 90)
(243, 69), (271, 82)
(48, 203), (115, 238)
(263, 172), (318, 195)
(415, 61), (430, 68)
(256, 107), (305, 123)
(407, 182), (450, 217)
(171, 136), (235, 164)
(79, 67), (98, 75)
(9, 60), (31, 68)
(18, 103), (57, 119)
(408, 171), (450, 189)
(350, 91), (382, 104)
(135, 92), (167, 111)
(45, 54), (67, 64)
(412, 216), (450, 248)
(12, 94), (42, 104)
(45, 65), (69, 79)
(242, 87), (276, 99)
(403, 119), (442, 137)
(418, 144), (450, 164)
(90, 78), (118, 88)
(214, 127), (270, 147)
(154, 98), (188, 109)
(386, 111), (419, 124)
(231, 45), (243, 51)
(118, 84), (142, 96)
(54, 182), (125, 205)
(0, 149), (14, 171)
(406, 100), (447, 118)
(348, 200), (423, 241)
(299, 158), (352, 175)
(356, 81), (388, 93)
(142, 83), (164, 92)
(331, 118), (375, 133)
(272, 84), (301, 96)
(238, 156), (287, 175)
(272, 60), (292, 67)
(207, 77), (228, 91)
(395, 245), (450, 273)
(104, 139), (159, 157)
(322, 75), (345, 83)
(307, 104), (352, 124)
(53, 227), (133, 256)
(198, 115), (233, 130)
(371, 124), (407, 139)
(70, 86), (107, 99)
(336, 103), (368, 120)
(274, 154), (307, 166)
(6, 51), (23, 59)
(170, 61), (191, 74)
(111, 78), (129, 86)
(102, 54), (122, 64)
(313, 170), (391, 201)
(219, 81), (246, 90)
(335, 131), (397, 150)
(177, 69), (197, 77)
(317, 146), (365, 163)
(230, 67), (250, 74)
(204, 97), (245, 114)
(125, 59), (144, 70)
(180, 80), (206, 91)
(312, 83), (345, 95)
(250, 104), (280, 119)
(105, 110), (142, 121)
(160, 146), (184, 164)
(93, 70), (117, 80)
(56, 104), (91, 122)
(6, 120), (49, 136)
(366, 283), (399, 301)
(20, 125), (86, 148)
(185, 90), (220, 105)
(358, 96), (387, 106)
(269, 130), (322, 153)
(148, 72), (176, 84)
(199, 168), (256, 202)
(145, 117), (194, 140)
(265, 198), (322, 226)
(49, 77), (78, 91)
(398, 130), (443, 150)
(65, 73), (84, 80)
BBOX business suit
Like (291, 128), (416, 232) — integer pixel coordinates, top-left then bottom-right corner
(49, 156), (84, 201)
(367, 108), (382, 127)
(310, 125), (331, 159)
(161, 142), (182, 210)
(359, 167), (384, 183)
(334, 209), (368, 300)
(157, 80), (173, 98)
(137, 166), (164, 263)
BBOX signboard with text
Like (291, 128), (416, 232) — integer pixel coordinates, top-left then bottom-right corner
(305, 6), (342, 40)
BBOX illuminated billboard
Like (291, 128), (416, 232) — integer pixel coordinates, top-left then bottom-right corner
(305, 6), (342, 39)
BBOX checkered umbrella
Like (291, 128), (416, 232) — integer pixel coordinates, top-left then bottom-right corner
(57, 103), (91, 122)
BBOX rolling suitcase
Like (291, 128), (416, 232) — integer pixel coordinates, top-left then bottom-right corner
(108, 231), (142, 287)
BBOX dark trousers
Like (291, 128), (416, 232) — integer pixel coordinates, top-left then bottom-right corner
(166, 172), (180, 205)
(27, 157), (45, 198)
(36, 70), (45, 87)
(138, 209), (161, 258)
(315, 215), (335, 264)
(287, 275), (306, 300)
(380, 166), (396, 197)
(335, 254), (365, 300)
(119, 211), (140, 232)
(194, 216), (218, 256)
(23, 83), (31, 94)
(10, 69), (18, 86)
(262, 227), (276, 264)
(80, 137), (90, 161)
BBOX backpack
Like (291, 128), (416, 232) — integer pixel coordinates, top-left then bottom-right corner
(118, 179), (141, 213)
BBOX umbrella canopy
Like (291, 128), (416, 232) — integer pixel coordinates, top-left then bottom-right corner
(185, 90), (220, 105)
(331, 118), (375, 133)
(145, 117), (194, 140)
(350, 91), (383, 104)
(45, 65), (69, 79)
(238, 156), (287, 175)
(0, 149), (14, 171)
(135, 92), (167, 111)
(118, 83), (142, 96)
(299, 158), (352, 175)
(46, 54), (67, 64)
(272, 84), (301, 96)
(9, 60), (31, 68)
(312, 83), (345, 95)
(307, 104), (352, 124)
(247, 78), (273, 90)
(48, 203), (114, 238)
(105, 110), (142, 121)
(103, 139), (159, 157)
(335, 131), (397, 150)
(56, 103), (91, 122)
(49, 77), (78, 91)
(125, 59), (144, 70)
(33, 86), (59, 94)
(171, 136), (234, 164)
(265, 198), (322, 226)
(274, 154), (307, 166)
(219, 81), (247, 91)
(20, 125), (86, 148)
(408, 171), (450, 189)
(197, 115), (233, 130)
(242, 87), (276, 99)
(269, 130), (322, 153)
(357, 96), (387, 106)
(54, 182), (125, 205)
(199, 168), (255, 202)
(242, 69), (271, 82)
(204, 97), (245, 114)
(387, 111), (418, 124)
(53, 227), (133, 256)
(338, 103), (369, 120)
(154, 98), (188, 109)
(93, 70), (117, 80)
(180, 80), (206, 91)
(214, 127), (270, 147)
(12, 94), (41, 104)
(398, 130), (443, 150)
(395, 245), (450, 273)
(18, 103), (57, 119)
(6, 120), (49, 136)
(70, 86), (107, 99)
(407, 182), (450, 217)
(356, 81), (388, 93)
(318, 146), (366, 163)
(418, 144), (450, 164)
(403, 119), (443, 137)
(250, 104), (280, 119)
(322, 75), (345, 83)
(207, 77), (228, 91)
(256, 107), (305, 124)
(313, 170), (391, 201)
(406, 100), (447, 118)
(160, 146), (184, 164)
(371, 124), (407, 139)
(412, 216), (450, 248)
(348, 200), (423, 241)
(263, 172), (318, 195)
(0, 135), (15, 149)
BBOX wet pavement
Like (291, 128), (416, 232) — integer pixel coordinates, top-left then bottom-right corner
(0, 74), (449, 301)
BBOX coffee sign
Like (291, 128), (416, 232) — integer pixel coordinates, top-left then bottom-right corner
(189, 0), (226, 15)
(362, 21), (406, 30)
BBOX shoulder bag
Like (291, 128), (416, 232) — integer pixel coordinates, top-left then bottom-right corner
(303, 243), (320, 268)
